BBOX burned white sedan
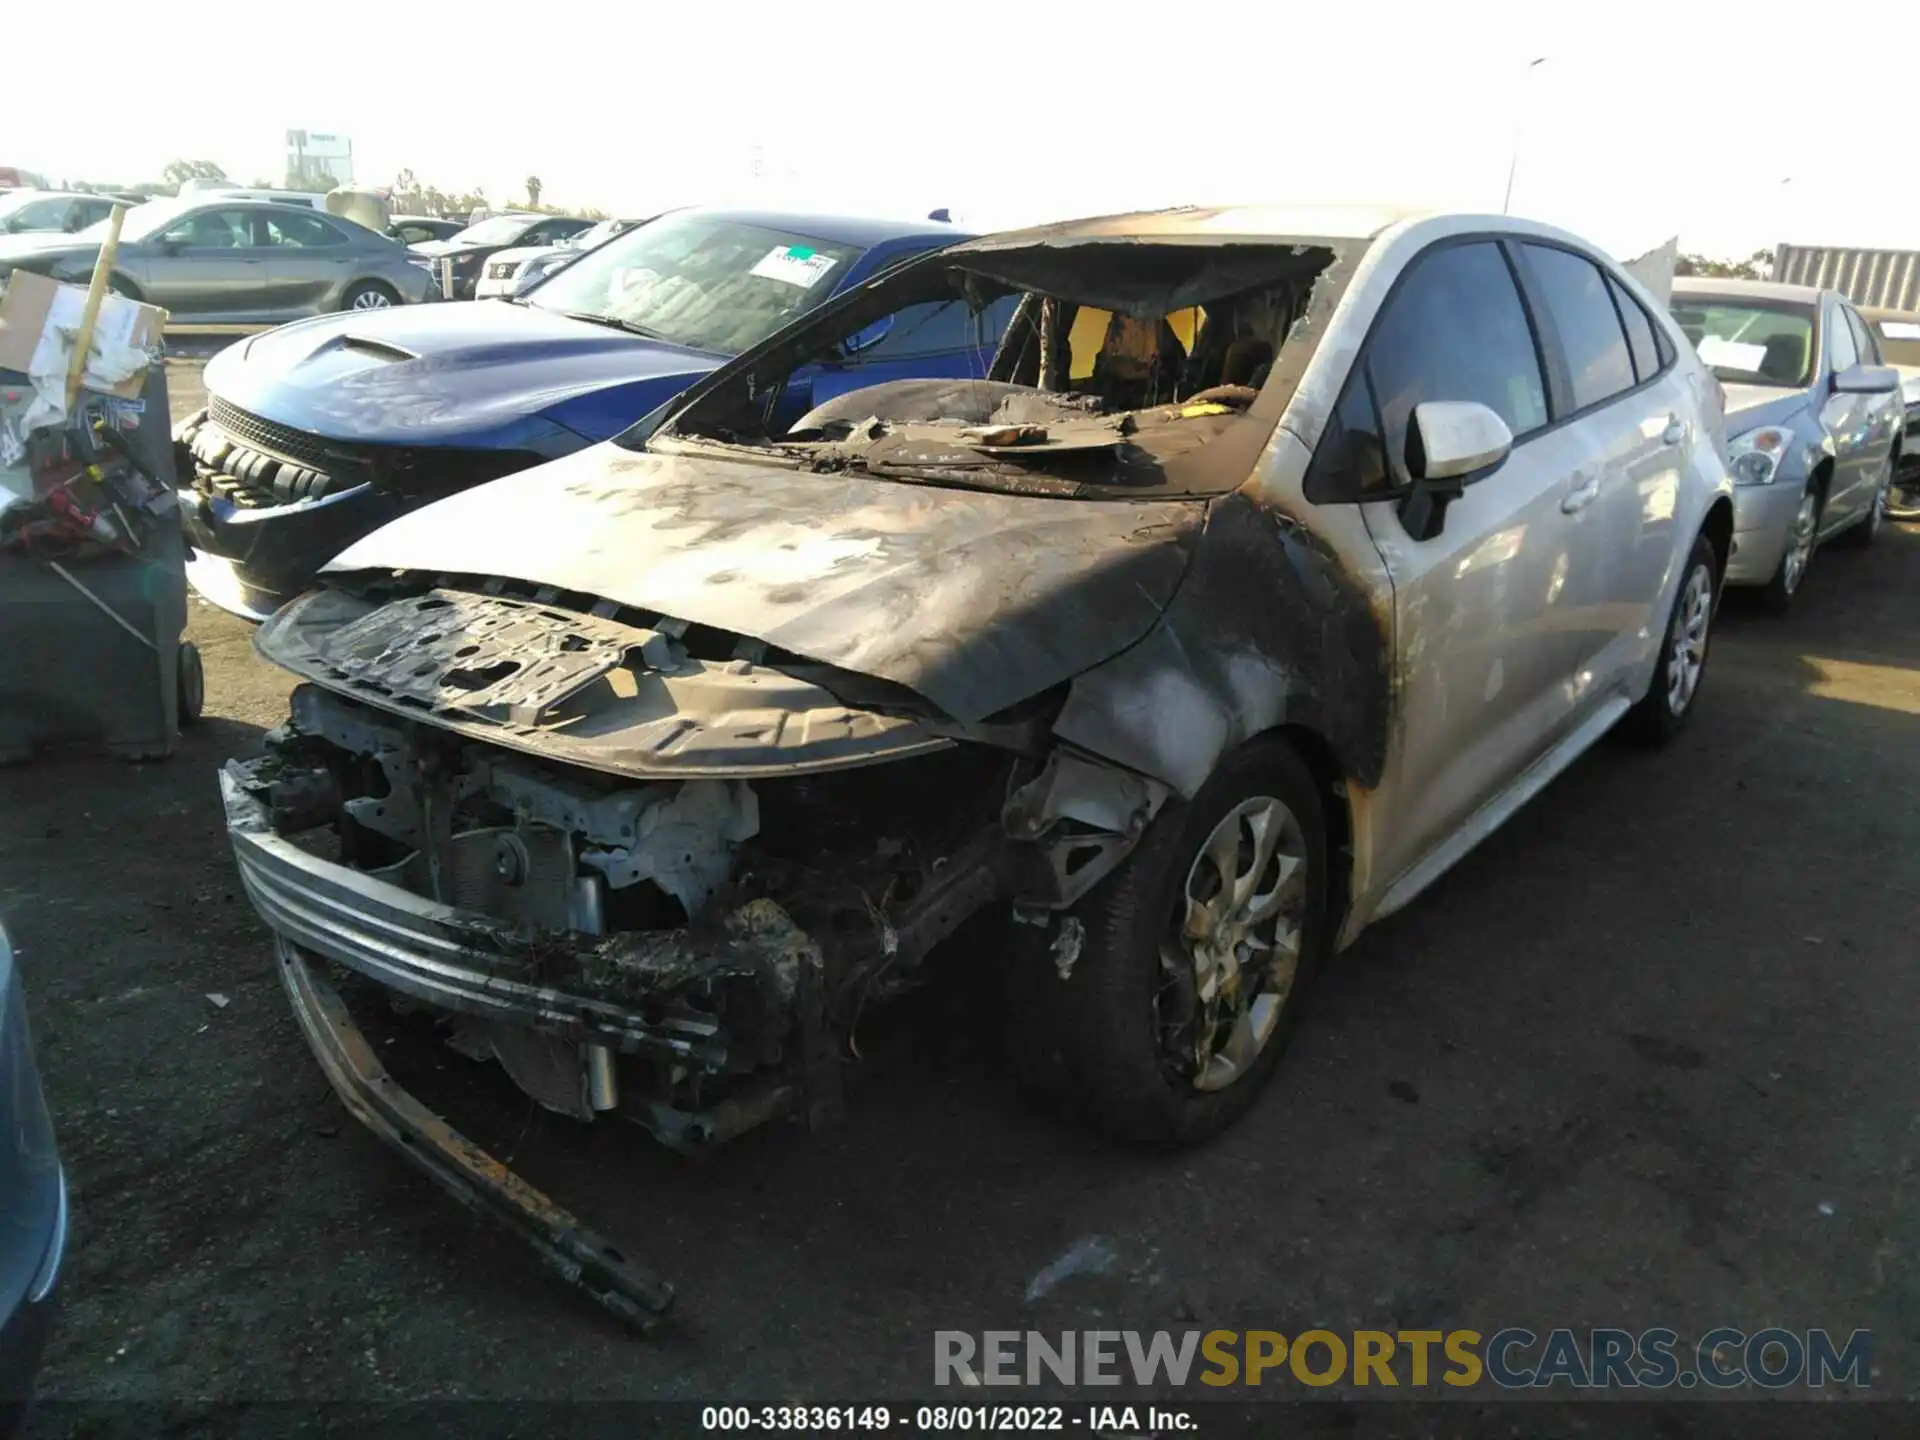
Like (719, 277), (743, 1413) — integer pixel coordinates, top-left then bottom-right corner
(223, 206), (1735, 1326)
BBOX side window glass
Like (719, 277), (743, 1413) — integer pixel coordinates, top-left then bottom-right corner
(167, 210), (250, 248)
(265, 212), (344, 247)
(1522, 244), (1637, 410)
(1827, 307), (1859, 373)
(1365, 241), (1548, 486)
(1304, 368), (1389, 501)
(1607, 275), (1661, 382)
(1844, 307), (1879, 365)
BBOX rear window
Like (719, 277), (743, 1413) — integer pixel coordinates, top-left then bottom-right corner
(1608, 275), (1661, 383)
(1874, 316), (1920, 368)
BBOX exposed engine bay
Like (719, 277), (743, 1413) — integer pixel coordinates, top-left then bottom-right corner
(225, 580), (1167, 1152)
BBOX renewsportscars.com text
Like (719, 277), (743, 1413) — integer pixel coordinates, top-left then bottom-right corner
(934, 1327), (1871, 1390)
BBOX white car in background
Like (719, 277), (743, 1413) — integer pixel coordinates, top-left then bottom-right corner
(473, 215), (650, 299)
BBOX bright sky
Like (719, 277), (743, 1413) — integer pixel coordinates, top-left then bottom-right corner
(14, 0), (1912, 261)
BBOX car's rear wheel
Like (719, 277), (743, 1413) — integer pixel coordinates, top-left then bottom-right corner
(1759, 483), (1820, 614)
(1624, 532), (1718, 746)
(1012, 736), (1330, 1148)
(341, 281), (398, 312)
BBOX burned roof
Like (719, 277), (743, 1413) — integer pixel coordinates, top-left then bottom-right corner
(947, 203), (1424, 255)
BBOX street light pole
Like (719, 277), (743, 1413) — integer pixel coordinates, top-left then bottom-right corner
(1502, 56), (1549, 216)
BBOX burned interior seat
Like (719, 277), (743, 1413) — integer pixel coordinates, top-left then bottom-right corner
(1091, 313), (1187, 410)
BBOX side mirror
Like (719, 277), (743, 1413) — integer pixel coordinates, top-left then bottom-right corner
(158, 236), (185, 255)
(839, 314), (894, 359)
(1399, 400), (1512, 541)
(1833, 362), (1900, 395)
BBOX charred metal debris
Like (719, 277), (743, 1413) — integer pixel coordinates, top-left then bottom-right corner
(225, 580), (1171, 1156)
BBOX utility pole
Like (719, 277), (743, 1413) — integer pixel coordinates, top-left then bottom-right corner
(1502, 57), (1549, 216)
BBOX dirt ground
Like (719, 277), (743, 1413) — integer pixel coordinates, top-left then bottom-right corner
(3, 356), (1918, 1434)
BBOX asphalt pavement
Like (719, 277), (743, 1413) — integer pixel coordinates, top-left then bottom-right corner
(1, 360), (1916, 1435)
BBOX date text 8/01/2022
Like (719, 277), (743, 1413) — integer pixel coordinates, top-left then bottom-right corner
(700, 1405), (1196, 1432)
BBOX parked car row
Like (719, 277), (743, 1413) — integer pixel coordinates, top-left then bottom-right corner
(472, 214), (652, 299)
(198, 202), (1876, 1325)
(0, 195), (436, 323)
(1669, 277), (1904, 610)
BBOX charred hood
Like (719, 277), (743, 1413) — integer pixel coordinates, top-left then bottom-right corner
(312, 444), (1206, 723)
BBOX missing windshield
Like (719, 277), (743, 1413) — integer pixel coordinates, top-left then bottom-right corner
(648, 237), (1345, 499)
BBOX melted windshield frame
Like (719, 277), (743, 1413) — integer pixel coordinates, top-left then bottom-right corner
(631, 234), (1353, 501)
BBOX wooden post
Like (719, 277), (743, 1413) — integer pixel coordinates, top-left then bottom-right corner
(63, 203), (127, 413)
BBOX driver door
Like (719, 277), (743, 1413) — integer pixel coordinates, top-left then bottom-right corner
(140, 207), (271, 319)
(1315, 239), (1587, 898)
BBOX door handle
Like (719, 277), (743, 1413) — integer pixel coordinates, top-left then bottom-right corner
(1662, 417), (1686, 446)
(1560, 476), (1601, 514)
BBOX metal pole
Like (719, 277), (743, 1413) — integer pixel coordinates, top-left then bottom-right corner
(64, 204), (127, 412)
(1502, 57), (1549, 216)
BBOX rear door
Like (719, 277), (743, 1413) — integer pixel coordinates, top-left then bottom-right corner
(1311, 238), (1578, 893)
(1818, 297), (1873, 527)
(258, 208), (355, 316)
(1512, 241), (1682, 709)
(1841, 303), (1901, 519)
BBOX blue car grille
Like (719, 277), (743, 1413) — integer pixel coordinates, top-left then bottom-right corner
(207, 397), (377, 479)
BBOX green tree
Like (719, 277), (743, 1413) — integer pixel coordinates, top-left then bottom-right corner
(525, 174), (543, 207)
(1675, 248), (1774, 281)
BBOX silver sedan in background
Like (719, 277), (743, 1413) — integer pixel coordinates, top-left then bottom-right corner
(1670, 278), (1904, 611)
(0, 197), (435, 323)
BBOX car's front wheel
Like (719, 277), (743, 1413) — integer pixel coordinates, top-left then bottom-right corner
(1759, 483), (1820, 613)
(1624, 532), (1718, 746)
(341, 281), (398, 312)
(1016, 736), (1330, 1147)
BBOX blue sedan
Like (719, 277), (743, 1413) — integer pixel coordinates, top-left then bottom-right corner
(175, 208), (1017, 620)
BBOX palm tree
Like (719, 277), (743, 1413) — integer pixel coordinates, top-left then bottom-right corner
(525, 175), (543, 208)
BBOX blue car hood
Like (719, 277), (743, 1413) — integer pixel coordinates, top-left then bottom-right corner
(203, 302), (724, 446)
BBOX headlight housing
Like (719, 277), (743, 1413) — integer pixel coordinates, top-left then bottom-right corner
(1729, 426), (1792, 486)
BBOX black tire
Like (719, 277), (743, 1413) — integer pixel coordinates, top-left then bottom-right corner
(1624, 532), (1718, 746)
(177, 642), (205, 728)
(340, 280), (398, 312)
(1889, 451), (1920, 521)
(107, 275), (142, 302)
(1758, 482), (1821, 614)
(1010, 736), (1331, 1148)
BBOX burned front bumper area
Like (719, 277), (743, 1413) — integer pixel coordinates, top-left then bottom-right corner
(225, 579), (1169, 1323)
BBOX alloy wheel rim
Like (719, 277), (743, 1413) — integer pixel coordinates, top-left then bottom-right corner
(1157, 795), (1308, 1092)
(1666, 561), (1712, 715)
(1783, 492), (1817, 594)
(353, 290), (392, 310)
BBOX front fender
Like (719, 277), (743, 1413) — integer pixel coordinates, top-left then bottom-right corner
(1050, 490), (1392, 799)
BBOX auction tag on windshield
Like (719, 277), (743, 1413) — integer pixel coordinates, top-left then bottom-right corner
(750, 245), (838, 288)
(1697, 335), (1768, 372)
